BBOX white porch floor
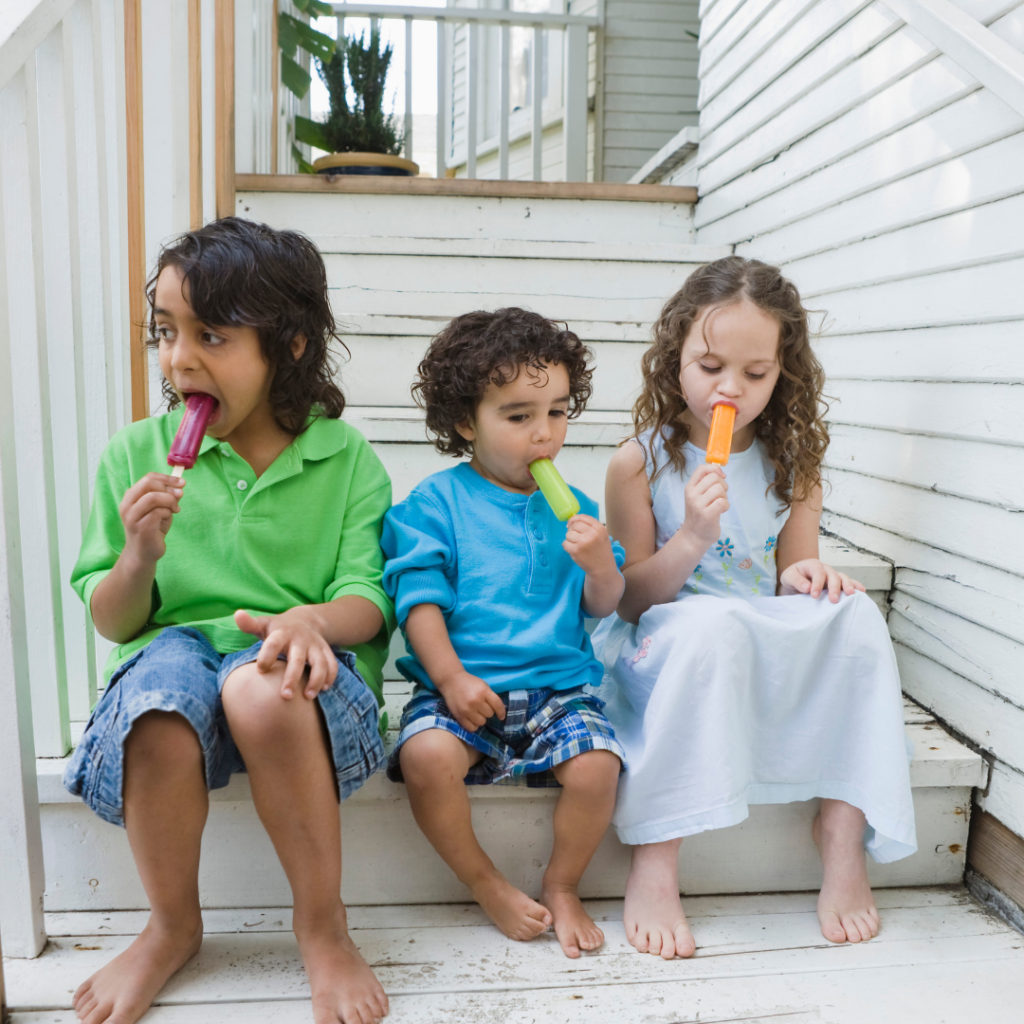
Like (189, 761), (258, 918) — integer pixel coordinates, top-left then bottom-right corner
(5, 887), (1023, 1023)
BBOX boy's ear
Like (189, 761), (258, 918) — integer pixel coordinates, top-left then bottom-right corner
(454, 415), (476, 443)
(290, 333), (307, 361)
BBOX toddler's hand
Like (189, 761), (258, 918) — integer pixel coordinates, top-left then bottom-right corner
(436, 670), (506, 733)
(778, 559), (866, 602)
(680, 464), (729, 549)
(563, 514), (618, 577)
(118, 472), (185, 565)
(235, 608), (338, 700)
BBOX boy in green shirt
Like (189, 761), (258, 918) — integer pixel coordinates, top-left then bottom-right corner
(64, 218), (393, 1024)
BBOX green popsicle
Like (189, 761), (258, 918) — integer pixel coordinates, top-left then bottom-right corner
(529, 458), (580, 521)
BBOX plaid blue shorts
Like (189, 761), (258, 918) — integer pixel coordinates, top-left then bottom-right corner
(386, 685), (626, 788)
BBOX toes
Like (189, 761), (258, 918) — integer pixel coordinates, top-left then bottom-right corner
(674, 925), (696, 958)
(819, 912), (847, 944)
(580, 927), (604, 951)
(659, 929), (677, 960)
(647, 929), (664, 957)
(631, 928), (650, 953)
(561, 938), (581, 959)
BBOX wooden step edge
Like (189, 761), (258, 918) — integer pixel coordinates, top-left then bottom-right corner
(968, 811), (1024, 913)
(235, 173), (698, 205)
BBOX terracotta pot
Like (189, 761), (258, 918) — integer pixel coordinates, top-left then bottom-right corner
(312, 152), (420, 176)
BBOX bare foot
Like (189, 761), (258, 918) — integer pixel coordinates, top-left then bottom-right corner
(297, 919), (389, 1024)
(540, 882), (604, 958)
(623, 839), (695, 959)
(813, 806), (880, 944)
(469, 869), (552, 941)
(72, 918), (202, 1024)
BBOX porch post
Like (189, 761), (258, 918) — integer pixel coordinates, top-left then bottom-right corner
(0, 359), (47, 959)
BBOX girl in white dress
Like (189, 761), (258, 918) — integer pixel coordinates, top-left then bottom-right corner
(595, 257), (916, 959)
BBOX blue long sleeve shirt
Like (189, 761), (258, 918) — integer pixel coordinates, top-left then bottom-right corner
(381, 462), (624, 694)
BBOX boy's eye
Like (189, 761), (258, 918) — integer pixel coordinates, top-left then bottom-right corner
(549, 409), (567, 418)
(154, 325), (174, 341)
(508, 414), (528, 423)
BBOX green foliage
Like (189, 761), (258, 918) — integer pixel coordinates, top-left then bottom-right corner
(278, 12), (335, 100)
(292, 0), (334, 16)
(313, 26), (405, 157)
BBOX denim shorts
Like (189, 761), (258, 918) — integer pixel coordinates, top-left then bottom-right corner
(63, 626), (385, 827)
(386, 685), (625, 788)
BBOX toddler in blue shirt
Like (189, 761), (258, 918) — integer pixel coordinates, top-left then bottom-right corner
(382, 308), (626, 958)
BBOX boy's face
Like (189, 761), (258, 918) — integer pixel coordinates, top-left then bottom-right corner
(153, 265), (285, 444)
(456, 361), (571, 494)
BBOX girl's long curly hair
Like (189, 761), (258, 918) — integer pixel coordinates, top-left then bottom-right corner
(146, 217), (346, 435)
(634, 256), (828, 509)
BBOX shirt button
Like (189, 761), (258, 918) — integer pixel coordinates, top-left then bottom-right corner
(236, 480), (248, 491)
(534, 530), (543, 540)
(539, 556), (548, 566)
(221, 448), (230, 457)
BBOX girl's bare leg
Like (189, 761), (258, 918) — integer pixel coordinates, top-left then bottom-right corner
(221, 663), (388, 1024)
(623, 837), (696, 959)
(72, 711), (208, 1024)
(813, 798), (879, 943)
(400, 729), (552, 940)
(541, 750), (622, 958)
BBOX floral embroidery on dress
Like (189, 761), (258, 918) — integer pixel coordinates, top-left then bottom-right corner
(763, 535), (778, 565)
(716, 537), (735, 588)
(631, 635), (653, 664)
(739, 556), (763, 593)
(716, 538), (734, 557)
(692, 563), (704, 593)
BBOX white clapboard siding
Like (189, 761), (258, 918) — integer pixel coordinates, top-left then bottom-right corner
(600, 0), (700, 183)
(693, 0), (1024, 856)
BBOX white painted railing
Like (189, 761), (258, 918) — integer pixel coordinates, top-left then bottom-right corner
(1, 0), (136, 958)
(317, 3), (601, 182)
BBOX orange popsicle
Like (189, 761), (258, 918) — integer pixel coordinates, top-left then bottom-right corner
(705, 403), (736, 465)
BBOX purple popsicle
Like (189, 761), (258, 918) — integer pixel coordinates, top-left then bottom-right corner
(167, 393), (218, 476)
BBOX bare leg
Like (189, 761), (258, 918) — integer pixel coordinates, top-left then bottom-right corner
(400, 729), (552, 940)
(221, 663), (387, 1024)
(813, 798), (879, 943)
(73, 712), (207, 1024)
(540, 750), (621, 958)
(623, 838), (695, 959)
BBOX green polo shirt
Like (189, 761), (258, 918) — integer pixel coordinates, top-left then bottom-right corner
(72, 410), (395, 703)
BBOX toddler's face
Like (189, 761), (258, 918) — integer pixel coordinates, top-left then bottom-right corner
(678, 297), (781, 452)
(153, 265), (293, 445)
(456, 361), (571, 494)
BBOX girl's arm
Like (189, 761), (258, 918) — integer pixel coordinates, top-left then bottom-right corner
(776, 485), (865, 601)
(404, 603), (506, 731)
(606, 442), (728, 624)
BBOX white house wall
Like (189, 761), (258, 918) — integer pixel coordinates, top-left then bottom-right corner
(694, 0), (1024, 841)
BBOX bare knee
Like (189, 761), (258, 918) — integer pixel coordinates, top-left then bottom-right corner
(554, 749), (621, 794)
(221, 662), (309, 740)
(125, 711), (202, 777)
(400, 730), (476, 788)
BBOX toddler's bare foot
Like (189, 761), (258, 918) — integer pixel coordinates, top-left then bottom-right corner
(297, 914), (389, 1024)
(469, 869), (552, 941)
(72, 916), (202, 1024)
(623, 839), (695, 959)
(540, 882), (604, 958)
(813, 807), (880, 944)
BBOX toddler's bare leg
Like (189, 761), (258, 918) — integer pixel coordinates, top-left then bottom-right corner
(221, 664), (388, 1024)
(541, 750), (621, 958)
(400, 729), (552, 940)
(813, 798), (879, 943)
(73, 711), (207, 1024)
(623, 838), (695, 959)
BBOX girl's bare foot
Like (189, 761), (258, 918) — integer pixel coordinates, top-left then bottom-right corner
(813, 801), (880, 944)
(623, 838), (695, 959)
(541, 882), (604, 958)
(296, 917), (389, 1024)
(470, 869), (552, 941)
(71, 917), (202, 1024)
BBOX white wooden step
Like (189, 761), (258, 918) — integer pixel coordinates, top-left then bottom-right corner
(8, 889), (1024, 1023)
(35, 696), (983, 912)
(236, 189), (700, 247)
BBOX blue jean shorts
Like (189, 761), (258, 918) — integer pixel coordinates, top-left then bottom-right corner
(386, 685), (625, 788)
(63, 627), (385, 826)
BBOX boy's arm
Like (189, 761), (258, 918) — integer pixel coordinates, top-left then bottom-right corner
(89, 472), (186, 643)
(405, 603), (505, 731)
(562, 514), (625, 618)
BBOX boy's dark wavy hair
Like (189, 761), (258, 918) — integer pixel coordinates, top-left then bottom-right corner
(633, 256), (829, 510)
(413, 307), (593, 458)
(146, 217), (346, 435)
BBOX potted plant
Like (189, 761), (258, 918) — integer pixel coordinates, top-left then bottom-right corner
(295, 25), (418, 176)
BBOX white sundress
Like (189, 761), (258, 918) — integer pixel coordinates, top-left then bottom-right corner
(592, 431), (917, 863)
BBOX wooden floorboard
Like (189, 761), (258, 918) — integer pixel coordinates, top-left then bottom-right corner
(8, 890), (1023, 1022)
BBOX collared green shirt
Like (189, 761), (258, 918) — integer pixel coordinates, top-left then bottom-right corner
(72, 411), (395, 703)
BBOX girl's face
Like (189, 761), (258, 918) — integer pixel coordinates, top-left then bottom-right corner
(456, 361), (571, 494)
(153, 265), (297, 447)
(678, 297), (782, 452)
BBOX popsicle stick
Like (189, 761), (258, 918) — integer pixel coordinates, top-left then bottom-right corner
(171, 465), (185, 478)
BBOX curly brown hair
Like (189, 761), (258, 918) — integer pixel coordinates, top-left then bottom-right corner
(412, 308), (593, 458)
(633, 256), (829, 509)
(146, 217), (346, 435)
